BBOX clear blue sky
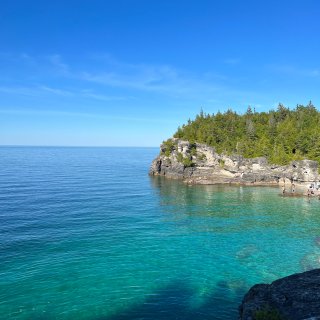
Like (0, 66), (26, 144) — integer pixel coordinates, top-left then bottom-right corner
(1, 0), (320, 146)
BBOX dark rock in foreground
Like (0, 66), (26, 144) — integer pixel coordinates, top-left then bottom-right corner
(239, 269), (320, 320)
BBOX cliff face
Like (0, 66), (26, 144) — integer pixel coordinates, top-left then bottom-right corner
(149, 139), (319, 185)
(239, 269), (320, 320)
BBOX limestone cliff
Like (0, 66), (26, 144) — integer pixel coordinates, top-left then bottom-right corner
(149, 139), (319, 185)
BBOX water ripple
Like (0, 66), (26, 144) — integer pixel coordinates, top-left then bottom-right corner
(1, 147), (320, 319)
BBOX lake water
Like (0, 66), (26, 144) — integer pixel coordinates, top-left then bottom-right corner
(1, 147), (320, 319)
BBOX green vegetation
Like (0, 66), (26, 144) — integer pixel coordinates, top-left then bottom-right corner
(171, 103), (320, 166)
(254, 306), (284, 320)
(175, 151), (194, 167)
(190, 144), (197, 156)
(176, 152), (184, 163)
(198, 153), (206, 161)
(182, 156), (194, 167)
(219, 159), (225, 168)
(161, 138), (176, 157)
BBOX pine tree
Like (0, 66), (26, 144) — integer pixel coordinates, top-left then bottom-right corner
(166, 103), (320, 166)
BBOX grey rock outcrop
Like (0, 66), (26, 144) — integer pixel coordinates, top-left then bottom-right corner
(149, 139), (319, 185)
(239, 269), (320, 320)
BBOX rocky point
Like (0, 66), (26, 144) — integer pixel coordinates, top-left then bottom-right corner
(149, 139), (319, 186)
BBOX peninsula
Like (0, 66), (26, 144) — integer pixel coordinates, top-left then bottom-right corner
(150, 103), (320, 189)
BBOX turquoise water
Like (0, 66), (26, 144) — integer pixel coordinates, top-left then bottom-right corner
(1, 147), (320, 320)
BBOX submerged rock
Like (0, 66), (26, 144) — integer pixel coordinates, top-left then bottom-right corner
(300, 253), (320, 272)
(149, 139), (319, 185)
(314, 236), (320, 247)
(236, 244), (258, 260)
(239, 269), (320, 320)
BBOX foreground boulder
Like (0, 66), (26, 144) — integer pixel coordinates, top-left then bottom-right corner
(149, 139), (319, 185)
(239, 269), (320, 319)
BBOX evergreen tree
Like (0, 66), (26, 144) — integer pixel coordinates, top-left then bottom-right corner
(170, 103), (320, 166)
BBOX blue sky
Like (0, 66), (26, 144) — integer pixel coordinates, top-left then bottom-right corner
(1, 0), (320, 146)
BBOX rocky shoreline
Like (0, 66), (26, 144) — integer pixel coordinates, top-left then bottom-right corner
(150, 139), (319, 192)
(150, 139), (320, 318)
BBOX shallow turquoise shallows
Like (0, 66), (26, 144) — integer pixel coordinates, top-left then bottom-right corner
(1, 147), (320, 320)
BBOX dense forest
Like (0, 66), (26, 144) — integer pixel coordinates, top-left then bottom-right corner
(166, 102), (320, 166)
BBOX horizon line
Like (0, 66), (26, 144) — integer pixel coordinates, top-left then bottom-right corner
(0, 144), (159, 148)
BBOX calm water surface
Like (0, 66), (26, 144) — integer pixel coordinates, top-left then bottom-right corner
(1, 147), (320, 319)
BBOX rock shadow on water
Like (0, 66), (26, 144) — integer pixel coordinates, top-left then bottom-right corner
(95, 280), (247, 320)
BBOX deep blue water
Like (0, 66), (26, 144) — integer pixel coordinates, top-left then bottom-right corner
(1, 147), (320, 319)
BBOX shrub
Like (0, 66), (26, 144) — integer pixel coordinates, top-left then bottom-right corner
(219, 159), (225, 168)
(183, 157), (194, 167)
(254, 306), (284, 320)
(176, 152), (184, 163)
(162, 139), (176, 157)
(190, 144), (197, 156)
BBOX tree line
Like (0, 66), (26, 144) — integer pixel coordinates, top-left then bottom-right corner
(168, 102), (320, 166)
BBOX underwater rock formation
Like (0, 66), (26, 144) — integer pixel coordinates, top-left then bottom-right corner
(236, 244), (258, 260)
(300, 253), (320, 272)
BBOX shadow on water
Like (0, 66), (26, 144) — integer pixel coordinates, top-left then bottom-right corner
(97, 280), (247, 320)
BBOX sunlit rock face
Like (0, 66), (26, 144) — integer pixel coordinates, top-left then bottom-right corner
(149, 139), (319, 185)
(239, 269), (320, 320)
